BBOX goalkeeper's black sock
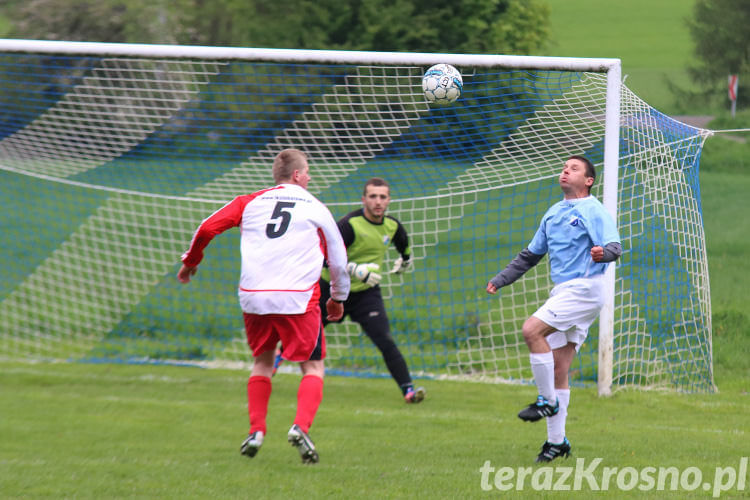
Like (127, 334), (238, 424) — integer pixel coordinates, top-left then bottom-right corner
(400, 383), (414, 396)
(380, 345), (412, 393)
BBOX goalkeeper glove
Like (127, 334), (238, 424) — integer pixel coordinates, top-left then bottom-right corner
(346, 262), (382, 287)
(390, 256), (412, 274)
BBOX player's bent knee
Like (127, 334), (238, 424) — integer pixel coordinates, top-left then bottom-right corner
(300, 359), (325, 378)
(521, 318), (542, 343)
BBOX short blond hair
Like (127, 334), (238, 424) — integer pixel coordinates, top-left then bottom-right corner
(272, 148), (308, 183)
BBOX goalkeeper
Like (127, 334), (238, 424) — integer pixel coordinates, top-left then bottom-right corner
(486, 155), (621, 463)
(322, 178), (425, 403)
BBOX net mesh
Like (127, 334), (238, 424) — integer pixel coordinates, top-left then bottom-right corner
(0, 48), (713, 392)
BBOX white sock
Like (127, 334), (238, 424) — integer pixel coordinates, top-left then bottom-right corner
(529, 352), (555, 402)
(547, 388), (570, 444)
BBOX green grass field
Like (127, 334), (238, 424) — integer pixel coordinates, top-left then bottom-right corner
(1, 361), (747, 499)
(547, 0), (700, 115)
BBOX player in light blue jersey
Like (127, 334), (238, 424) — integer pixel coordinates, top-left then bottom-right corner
(486, 155), (622, 463)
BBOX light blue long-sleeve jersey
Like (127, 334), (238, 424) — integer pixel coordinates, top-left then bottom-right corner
(528, 195), (620, 285)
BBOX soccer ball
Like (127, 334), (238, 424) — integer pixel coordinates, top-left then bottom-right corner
(422, 64), (463, 104)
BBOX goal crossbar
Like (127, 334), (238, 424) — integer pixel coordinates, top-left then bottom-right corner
(0, 39), (620, 71)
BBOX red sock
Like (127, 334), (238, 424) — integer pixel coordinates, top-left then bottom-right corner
(294, 374), (324, 433)
(247, 375), (272, 434)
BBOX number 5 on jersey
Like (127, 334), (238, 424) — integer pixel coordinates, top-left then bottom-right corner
(266, 201), (296, 238)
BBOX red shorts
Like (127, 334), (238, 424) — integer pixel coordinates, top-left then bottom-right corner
(243, 306), (326, 362)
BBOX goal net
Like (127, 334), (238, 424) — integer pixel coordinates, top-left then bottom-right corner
(0, 40), (714, 393)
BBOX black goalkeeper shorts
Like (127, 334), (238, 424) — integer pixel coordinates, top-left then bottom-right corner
(318, 279), (390, 337)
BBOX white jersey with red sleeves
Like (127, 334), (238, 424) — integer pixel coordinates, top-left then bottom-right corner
(181, 183), (350, 314)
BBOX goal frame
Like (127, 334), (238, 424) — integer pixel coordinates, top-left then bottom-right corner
(0, 39), (622, 395)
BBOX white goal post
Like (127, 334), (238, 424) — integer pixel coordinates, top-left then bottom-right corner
(0, 39), (714, 394)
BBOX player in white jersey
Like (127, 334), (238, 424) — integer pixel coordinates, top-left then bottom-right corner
(178, 148), (350, 464)
(486, 155), (621, 463)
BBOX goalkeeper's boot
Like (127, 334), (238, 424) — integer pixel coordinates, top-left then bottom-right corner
(287, 424), (319, 464)
(240, 430), (264, 458)
(535, 437), (572, 463)
(272, 350), (284, 376)
(518, 395), (559, 422)
(404, 386), (426, 404)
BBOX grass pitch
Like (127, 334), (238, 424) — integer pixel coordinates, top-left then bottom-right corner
(1, 359), (747, 499)
(547, 0), (698, 115)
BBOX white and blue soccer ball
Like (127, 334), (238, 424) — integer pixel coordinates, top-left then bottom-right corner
(422, 63), (463, 104)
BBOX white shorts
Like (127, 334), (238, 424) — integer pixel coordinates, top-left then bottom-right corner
(533, 275), (606, 352)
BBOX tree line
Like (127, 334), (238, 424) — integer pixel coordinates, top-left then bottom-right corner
(0, 0), (550, 55)
(0, 0), (747, 108)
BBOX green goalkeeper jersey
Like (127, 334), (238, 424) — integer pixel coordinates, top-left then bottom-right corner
(321, 208), (411, 293)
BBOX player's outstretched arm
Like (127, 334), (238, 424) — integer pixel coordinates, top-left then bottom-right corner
(178, 196), (246, 284)
(177, 264), (197, 283)
(487, 248), (544, 293)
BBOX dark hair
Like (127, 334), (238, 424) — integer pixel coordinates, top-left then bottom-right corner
(568, 155), (596, 192)
(363, 177), (390, 196)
